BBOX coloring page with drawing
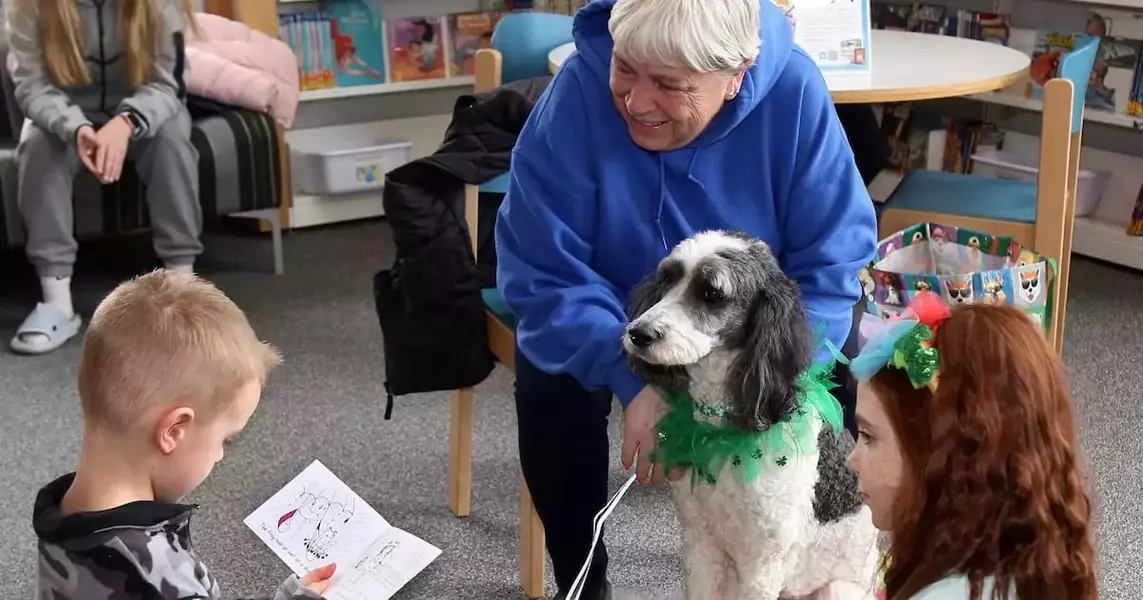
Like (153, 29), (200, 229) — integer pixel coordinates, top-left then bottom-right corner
(244, 460), (441, 599)
(244, 460), (388, 576)
(328, 527), (442, 600)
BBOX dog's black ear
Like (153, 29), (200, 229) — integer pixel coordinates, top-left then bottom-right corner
(625, 269), (669, 321)
(624, 266), (690, 390)
(727, 274), (813, 432)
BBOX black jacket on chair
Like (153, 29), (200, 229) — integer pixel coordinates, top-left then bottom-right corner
(374, 77), (551, 417)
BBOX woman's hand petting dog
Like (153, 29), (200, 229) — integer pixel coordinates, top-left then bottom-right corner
(623, 386), (684, 486)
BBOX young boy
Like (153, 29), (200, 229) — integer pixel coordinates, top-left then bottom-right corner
(32, 270), (336, 599)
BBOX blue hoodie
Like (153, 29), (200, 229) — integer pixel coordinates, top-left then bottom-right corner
(495, 0), (877, 408)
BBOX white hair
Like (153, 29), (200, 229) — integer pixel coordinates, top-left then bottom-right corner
(608, 0), (761, 74)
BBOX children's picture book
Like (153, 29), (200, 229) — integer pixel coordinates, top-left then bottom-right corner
(448, 12), (500, 76)
(322, 0), (387, 87)
(1026, 30), (1094, 101)
(386, 17), (447, 82)
(1078, 11), (1142, 112)
(1090, 35), (1142, 111)
(244, 460), (441, 600)
(280, 12), (338, 91)
(1129, 181), (1143, 236)
(1130, 51), (1143, 116)
(1023, 27), (1140, 113)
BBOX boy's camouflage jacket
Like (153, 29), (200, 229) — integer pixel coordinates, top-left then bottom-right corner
(34, 473), (321, 600)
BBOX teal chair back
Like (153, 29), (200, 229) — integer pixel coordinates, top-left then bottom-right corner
(479, 13), (574, 194)
(1057, 36), (1099, 133)
(492, 12), (575, 84)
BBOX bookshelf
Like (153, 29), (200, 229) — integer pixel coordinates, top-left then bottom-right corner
(258, 0), (485, 228)
(298, 76), (475, 101)
(968, 91), (1143, 129)
(1074, 216), (1143, 270)
(876, 0), (1143, 273)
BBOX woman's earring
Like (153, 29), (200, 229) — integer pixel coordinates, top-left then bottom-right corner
(725, 90), (739, 101)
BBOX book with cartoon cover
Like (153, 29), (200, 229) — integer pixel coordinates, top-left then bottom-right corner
(1128, 181), (1143, 236)
(322, 0), (387, 87)
(448, 12), (500, 76)
(1024, 27), (1138, 113)
(386, 16), (447, 81)
(1026, 30), (1092, 101)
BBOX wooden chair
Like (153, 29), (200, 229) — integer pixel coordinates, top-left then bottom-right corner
(449, 13), (574, 600)
(878, 36), (1100, 353)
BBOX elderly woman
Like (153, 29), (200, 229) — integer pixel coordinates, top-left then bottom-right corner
(495, 0), (877, 597)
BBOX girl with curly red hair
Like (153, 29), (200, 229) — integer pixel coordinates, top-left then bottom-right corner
(846, 295), (1097, 600)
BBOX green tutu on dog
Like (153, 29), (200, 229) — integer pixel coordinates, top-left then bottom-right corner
(649, 352), (845, 489)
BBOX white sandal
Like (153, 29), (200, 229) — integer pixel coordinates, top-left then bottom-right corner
(9, 303), (83, 355)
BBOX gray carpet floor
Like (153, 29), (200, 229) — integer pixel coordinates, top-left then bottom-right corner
(1, 220), (1140, 599)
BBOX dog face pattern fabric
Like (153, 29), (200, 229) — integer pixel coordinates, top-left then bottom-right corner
(860, 222), (1050, 331)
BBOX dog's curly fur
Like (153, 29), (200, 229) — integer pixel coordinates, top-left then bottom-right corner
(623, 230), (879, 600)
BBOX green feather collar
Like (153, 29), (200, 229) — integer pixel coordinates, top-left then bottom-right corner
(649, 359), (844, 488)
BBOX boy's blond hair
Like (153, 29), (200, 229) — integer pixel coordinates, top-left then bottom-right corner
(78, 270), (281, 432)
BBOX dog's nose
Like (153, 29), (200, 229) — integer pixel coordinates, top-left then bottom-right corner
(627, 326), (661, 348)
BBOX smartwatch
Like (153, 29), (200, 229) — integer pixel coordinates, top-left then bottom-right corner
(119, 110), (145, 138)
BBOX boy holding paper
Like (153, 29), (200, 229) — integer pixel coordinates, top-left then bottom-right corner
(31, 269), (334, 599)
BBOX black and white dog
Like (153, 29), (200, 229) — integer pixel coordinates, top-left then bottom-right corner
(623, 230), (878, 600)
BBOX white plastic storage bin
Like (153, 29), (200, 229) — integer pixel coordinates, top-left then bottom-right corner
(291, 136), (412, 196)
(969, 149), (1110, 217)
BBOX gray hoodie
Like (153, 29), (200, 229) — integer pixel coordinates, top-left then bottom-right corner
(34, 473), (323, 600)
(4, 0), (189, 144)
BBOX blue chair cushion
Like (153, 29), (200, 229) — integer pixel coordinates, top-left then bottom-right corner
(481, 288), (516, 331)
(884, 169), (1038, 224)
(480, 172), (511, 194)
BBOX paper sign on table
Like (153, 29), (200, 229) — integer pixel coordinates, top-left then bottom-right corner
(244, 460), (441, 600)
(770, 0), (873, 80)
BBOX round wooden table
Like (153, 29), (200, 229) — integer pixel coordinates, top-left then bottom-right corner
(547, 30), (1030, 104)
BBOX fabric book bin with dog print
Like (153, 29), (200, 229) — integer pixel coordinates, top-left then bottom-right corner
(859, 222), (1055, 334)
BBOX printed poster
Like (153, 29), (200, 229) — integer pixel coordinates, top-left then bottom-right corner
(772, 0), (873, 76)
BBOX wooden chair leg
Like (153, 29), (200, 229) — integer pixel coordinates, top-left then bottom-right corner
(1053, 258), (1071, 354)
(520, 473), (546, 599)
(276, 123), (293, 230)
(449, 388), (474, 518)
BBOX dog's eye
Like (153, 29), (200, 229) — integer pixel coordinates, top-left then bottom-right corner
(701, 284), (725, 303)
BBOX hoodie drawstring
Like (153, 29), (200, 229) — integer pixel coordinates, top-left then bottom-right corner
(655, 157), (667, 251)
(654, 150), (705, 252)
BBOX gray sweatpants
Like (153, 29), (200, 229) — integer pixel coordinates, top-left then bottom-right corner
(17, 109), (202, 278)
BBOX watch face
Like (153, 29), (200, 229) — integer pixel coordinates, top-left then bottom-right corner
(124, 112), (142, 134)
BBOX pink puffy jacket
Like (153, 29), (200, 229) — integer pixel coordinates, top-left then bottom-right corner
(186, 13), (299, 128)
(4, 13), (300, 128)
